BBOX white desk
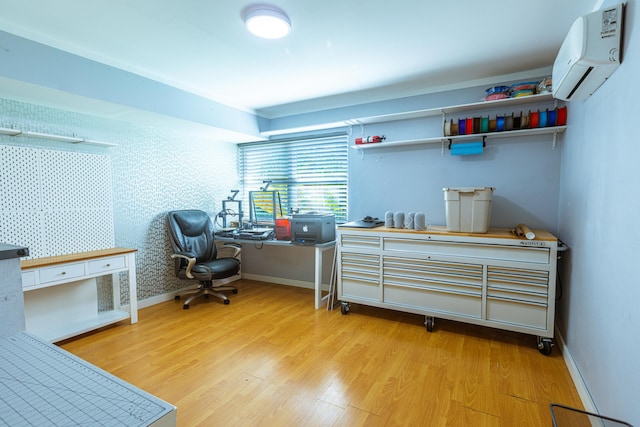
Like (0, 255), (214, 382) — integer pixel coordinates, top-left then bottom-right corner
(218, 238), (335, 309)
(20, 248), (138, 342)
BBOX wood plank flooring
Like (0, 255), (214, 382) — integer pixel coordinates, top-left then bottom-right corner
(59, 280), (583, 426)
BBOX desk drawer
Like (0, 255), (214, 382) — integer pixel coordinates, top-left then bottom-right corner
(39, 263), (85, 284)
(88, 255), (126, 274)
(21, 270), (36, 289)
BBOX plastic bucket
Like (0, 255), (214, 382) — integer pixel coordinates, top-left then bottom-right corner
(275, 218), (291, 240)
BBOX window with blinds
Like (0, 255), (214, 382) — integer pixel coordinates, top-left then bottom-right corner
(237, 133), (348, 224)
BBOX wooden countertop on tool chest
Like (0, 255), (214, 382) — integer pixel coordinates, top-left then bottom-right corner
(338, 226), (557, 242)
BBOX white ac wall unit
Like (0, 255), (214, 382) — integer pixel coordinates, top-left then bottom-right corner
(552, 3), (623, 101)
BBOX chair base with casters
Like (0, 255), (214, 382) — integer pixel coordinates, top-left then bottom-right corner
(175, 280), (238, 309)
(167, 209), (242, 310)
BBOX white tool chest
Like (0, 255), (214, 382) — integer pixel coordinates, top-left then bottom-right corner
(337, 226), (558, 355)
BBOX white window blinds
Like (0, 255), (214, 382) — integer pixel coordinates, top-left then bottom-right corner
(238, 133), (348, 223)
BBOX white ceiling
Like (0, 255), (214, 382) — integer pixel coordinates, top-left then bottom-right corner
(0, 1), (599, 128)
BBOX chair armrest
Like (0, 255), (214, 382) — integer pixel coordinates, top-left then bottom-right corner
(170, 252), (197, 279)
(222, 243), (242, 258)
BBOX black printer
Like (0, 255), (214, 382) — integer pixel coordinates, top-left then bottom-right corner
(290, 213), (336, 244)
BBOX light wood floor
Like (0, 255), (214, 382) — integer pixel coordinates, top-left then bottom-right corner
(60, 280), (583, 426)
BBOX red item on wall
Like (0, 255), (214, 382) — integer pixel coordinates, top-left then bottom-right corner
(530, 110), (540, 128)
(556, 106), (568, 126)
(355, 135), (386, 144)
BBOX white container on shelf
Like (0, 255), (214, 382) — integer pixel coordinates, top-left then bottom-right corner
(443, 187), (494, 233)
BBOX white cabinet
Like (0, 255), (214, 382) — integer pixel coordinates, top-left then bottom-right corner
(337, 227), (558, 354)
(0, 244), (29, 336)
(20, 248), (138, 342)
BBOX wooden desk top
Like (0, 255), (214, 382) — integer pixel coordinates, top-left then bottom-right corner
(21, 248), (137, 270)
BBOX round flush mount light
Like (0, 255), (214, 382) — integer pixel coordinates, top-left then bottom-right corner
(243, 4), (291, 39)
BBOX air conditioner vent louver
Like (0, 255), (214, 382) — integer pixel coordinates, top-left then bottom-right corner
(566, 66), (594, 100)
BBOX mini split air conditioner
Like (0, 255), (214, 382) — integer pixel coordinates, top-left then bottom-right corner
(552, 3), (624, 101)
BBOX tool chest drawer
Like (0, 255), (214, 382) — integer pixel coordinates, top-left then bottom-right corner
(339, 234), (381, 250)
(383, 237), (550, 264)
(340, 252), (380, 301)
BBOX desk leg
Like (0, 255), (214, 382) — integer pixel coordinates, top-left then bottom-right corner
(126, 252), (138, 324)
(112, 272), (121, 312)
(314, 245), (335, 310)
(314, 246), (322, 309)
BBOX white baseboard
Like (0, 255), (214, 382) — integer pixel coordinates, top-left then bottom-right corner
(136, 292), (178, 309)
(135, 278), (240, 310)
(241, 273), (315, 289)
(241, 274), (332, 292)
(555, 327), (597, 413)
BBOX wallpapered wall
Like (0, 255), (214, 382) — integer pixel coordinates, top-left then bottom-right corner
(0, 98), (239, 305)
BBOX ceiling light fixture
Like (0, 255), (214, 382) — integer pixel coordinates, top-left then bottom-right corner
(243, 4), (291, 39)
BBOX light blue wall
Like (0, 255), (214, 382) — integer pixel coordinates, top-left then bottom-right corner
(0, 98), (238, 302)
(346, 86), (562, 232)
(557, 1), (639, 424)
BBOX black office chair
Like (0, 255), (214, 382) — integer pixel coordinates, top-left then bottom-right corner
(167, 209), (241, 309)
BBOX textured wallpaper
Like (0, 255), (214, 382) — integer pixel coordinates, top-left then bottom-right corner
(1, 98), (239, 305)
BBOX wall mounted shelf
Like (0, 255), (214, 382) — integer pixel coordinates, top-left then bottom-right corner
(0, 127), (117, 147)
(353, 126), (567, 150)
(349, 93), (565, 156)
(346, 93), (556, 126)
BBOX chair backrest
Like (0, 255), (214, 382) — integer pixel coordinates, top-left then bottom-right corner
(167, 210), (218, 265)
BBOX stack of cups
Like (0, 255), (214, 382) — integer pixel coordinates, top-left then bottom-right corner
(393, 212), (405, 229)
(385, 211), (394, 227)
(404, 212), (415, 229)
(386, 211), (427, 230)
(414, 212), (427, 230)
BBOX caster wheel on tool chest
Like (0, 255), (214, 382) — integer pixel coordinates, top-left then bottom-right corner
(232, 289), (238, 294)
(175, 295), (181, 301)
(341, 302), (350, 315)
(224, 299), (230, 305)
(425, 316), (435, 332)
(537, 337), (554, 355)
(183, 304), (189, 310)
